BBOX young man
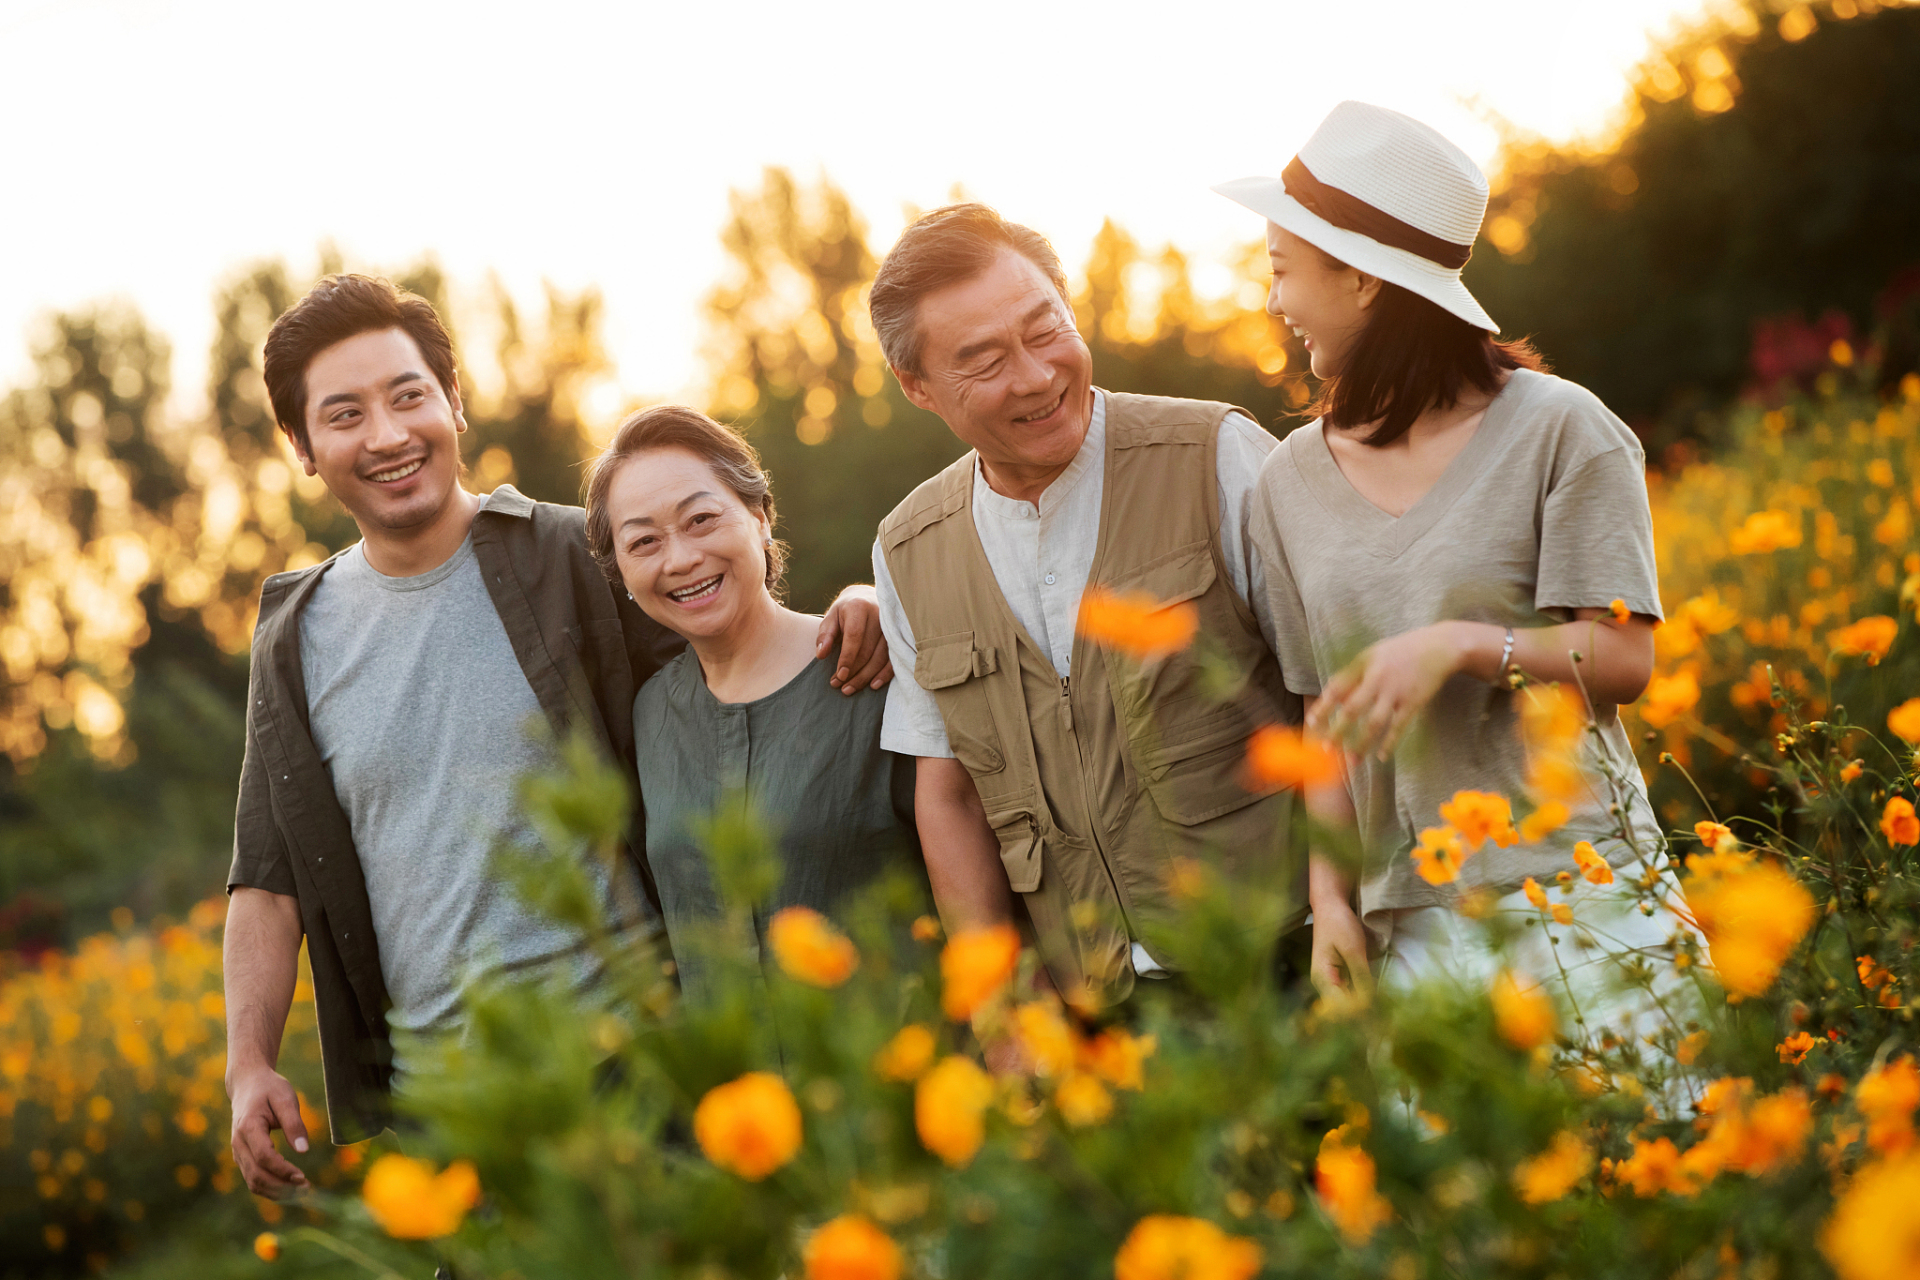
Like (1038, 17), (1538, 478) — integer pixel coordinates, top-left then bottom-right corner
(868, 206), (1302, 1011)
(224, 275), (888, 1196)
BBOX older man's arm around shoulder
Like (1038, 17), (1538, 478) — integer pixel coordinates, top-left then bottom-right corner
(224, 885), (311, 1196)
(915, 757), (1015, 929)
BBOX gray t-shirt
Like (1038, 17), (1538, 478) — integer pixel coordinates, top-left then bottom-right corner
(1247, 369), (1664, 933)
(300, 534), (652, 1068)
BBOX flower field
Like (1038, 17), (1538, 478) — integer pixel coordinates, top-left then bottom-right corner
(4, 376), (1920, 1278)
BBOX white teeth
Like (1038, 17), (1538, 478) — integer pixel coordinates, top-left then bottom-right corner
(1015, 392), (1065, 424)
(668, 575), (723, 602)
(369, 459), (424, 482)
(1292, 327), (1307, 339)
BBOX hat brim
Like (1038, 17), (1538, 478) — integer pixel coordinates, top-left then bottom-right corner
(1211, 176), (1498, 333)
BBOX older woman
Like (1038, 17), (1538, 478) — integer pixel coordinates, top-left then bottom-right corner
(584, 405), (921, 996)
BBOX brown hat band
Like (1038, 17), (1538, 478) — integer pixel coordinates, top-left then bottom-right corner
(1282, 157), (1473, 271)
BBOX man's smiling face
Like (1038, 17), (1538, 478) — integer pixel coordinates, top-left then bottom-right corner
(893, 249), (1094, 490)
(296, 327), (467, 534)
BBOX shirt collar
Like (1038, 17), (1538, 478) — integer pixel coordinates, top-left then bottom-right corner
(972, 390), (1105, 519)
(479, 484), (535, 518)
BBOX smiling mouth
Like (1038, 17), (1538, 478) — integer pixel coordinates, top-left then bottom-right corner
(1013, 389), (1067, 425)
(667, 574), (723, 603)
(366, 458), (425, 483)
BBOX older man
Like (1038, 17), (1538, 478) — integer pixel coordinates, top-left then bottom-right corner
(869, 204), (1301, 1007)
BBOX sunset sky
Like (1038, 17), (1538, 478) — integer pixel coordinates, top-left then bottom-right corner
(0, 0), (1714, 412)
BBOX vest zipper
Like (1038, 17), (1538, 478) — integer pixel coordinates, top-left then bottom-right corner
(1059, 677), (1073, 733)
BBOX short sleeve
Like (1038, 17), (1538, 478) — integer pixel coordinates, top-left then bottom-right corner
(1535, 446), (1664, 621)
(871, 537), (956, 758)
(1246, 458), (1325, 697)
(1213, 412), (1277, 605)
(227, 702), (300, 898)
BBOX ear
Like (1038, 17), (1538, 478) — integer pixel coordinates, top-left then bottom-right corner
(448, 377), (467, 433)
(892, 364), (939, 416)
(283, 427), (318, 477)
(1353, 271), (1384, 312)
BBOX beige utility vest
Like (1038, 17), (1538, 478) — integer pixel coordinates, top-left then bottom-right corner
(879, 392), (1300, 1005)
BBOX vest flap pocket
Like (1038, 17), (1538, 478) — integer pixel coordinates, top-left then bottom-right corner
(1106, 540), (1216, 608)
(916, 632), (998, 689)
(916, 631), (1006, 777)
(1144, 718), (1269, 826)
(991, 810), (1043, 894)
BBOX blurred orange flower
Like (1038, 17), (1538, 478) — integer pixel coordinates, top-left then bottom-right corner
(1840, 759), (1865, 783)
(767, 906), (860, 988)
(252, 1232), (280, 1262)
(1573, 841), (1614, 885)
(1611, 1136), (1682, 1196)
(694, 1072), (804, 1181)
(939, 925), (1022, 1021)
(1522, 877), (1550, 910)
(910, 915), (943, 943)
(1728, 509), (1802, 554)
(361, 1154), (481, 1239)
(1114, 1214), (1263, 1280)
(803, 1214), (902, 1280)
(1888, 697), (1920, 744)
(1492, 970), (1555, 1050)
(872, 1025), (937, 1083)
(1314, 1138), (1393, 1244)
(1518, 800), (1570, 843)
(1820, 1150), (1920, 1280)
(1779, 1032), (1817, 1064)
(1856, 1057), (1920, 1155)
(1053, 1072), (1114, 1127)
(1076, 588), (1199, 662)
(1609, 598), (1630, 622)
(1549, 902), (1574, 926)
(1683, 856), (1815, 997)
(1411, 825), (1468, 886)
(915, 1055), (994, 1168)
(1012, 1001), (1078, 1078)
(1514, 1130), (1592, 1204)
(1880, 796), (1920, 846)
(1243, 724), (1341, 791)
(1640, 669), (1702, 728)
(1078, 1028), (1157, 1090)
(1694, 820), (1737, 851)
(1830, 615), (1898, 664)
(1439, 790), (1519, 851)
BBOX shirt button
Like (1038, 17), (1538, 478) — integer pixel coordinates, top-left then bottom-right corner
(1045, 573), (1056, 585)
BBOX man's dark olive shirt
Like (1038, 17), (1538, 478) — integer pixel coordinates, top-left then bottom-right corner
(226, 486), (682, 1143)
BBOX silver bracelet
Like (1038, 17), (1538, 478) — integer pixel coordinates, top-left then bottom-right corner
(1492, 626), (1515, 689)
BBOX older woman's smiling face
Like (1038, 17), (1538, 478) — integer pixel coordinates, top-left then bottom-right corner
(607, 445), (772, 642)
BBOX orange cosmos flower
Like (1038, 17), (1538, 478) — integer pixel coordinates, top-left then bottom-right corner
(1522, 877), (1550, 910)
(1513, 1130), (1593, 1205)
(1609, 598), (1631, 623)
(1411, 825), (1467, 886)
(1518, 801), (1570, 843)
(1076, 587), (1200, 662)
(1492, 970), (1556, 1050)
(1521, 683), (1587, 753)
(1740, 1089), (1813, 1175)
(1572, 841), (1614, 885)
(1820, 1150), (1920, 1280)
(1857, 1057), (1920, 1155)
(1677, 1030), (1710, 1065)
(1727, 509), (1802, 554)
(872, 1025), (937, 1083)
(1859, 955), (1896, 991)
(939, 924), (1022, 1021)
(1053, 1072), (1114, 1127)
(1683, 857), (1816, 997)
(1694, 820), (1737, 851)
(910, 915), (943, 943)
(1888, 697), (1920, 744)
(767, 906), (860, 987)
(1078, 1028), (1157, 1090)
(1611, 1136), (1683, 1197)
(1549, 902), (1574, 926)
(1012, 1001), (1078, 1078)
(915, 1055), (994, 1168)
(1779, 1032), (1818, 1065)
(1639, 669), (1701, 728)
(1242, 724), (1342, 791)
(361, 1154), (482, 1239)
(694, 1072), (804, 1181)
(1314, 1139), (1393, 1244)
(1114, 1215), (1264, 1280)
(1840, 759), (1864, 783)
(1831, 615), (1898, 664)
(253, 1233), (280, 1262)
(1881, 796), (1920, 846)
(803, 1214), (903, 1280)
(1438, 790), (1519, 851)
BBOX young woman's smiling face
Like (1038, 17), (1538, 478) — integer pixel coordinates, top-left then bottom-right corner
(606, 446), (772, 642)
(1265, 222), (1377, 380)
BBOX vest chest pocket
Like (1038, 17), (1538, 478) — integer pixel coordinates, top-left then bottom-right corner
(915, 631), (1010, 784)
(1101, 539), (1218, 718)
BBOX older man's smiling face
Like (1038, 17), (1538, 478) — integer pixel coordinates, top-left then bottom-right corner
(893, 249), (1094, 501)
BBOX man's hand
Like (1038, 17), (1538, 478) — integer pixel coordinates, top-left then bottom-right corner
(228, 1064), (311, 1197)
(818, 584), (894, 694)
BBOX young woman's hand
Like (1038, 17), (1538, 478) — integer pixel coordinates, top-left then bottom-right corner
(1307, 853), (1373, 998)
(1309, 622), (1469, 760)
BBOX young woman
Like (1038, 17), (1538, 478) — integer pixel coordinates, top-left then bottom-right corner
(1215, 102), (1689, 1017)
(583, 406), (922, 998)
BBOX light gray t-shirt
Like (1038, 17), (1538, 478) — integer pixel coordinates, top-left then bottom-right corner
(300, 534), (651, 1070)
(1246, 369), (1664, 934)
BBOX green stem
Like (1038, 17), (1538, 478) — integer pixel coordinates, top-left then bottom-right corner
(285, 1227), (412, 1280)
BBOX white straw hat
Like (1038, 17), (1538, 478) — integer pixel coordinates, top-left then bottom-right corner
(1213, 101), (1498, 332)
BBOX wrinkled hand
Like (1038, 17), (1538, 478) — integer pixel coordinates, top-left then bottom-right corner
(1308, 623), (1463, 760)
(818, 584), (894, 694)
(228, 1064), (310, 1198)
(1308, 894), (1374, 999)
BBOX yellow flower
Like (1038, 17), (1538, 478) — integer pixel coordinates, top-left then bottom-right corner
(915, 1055), (994, 1167)
(1513, 1130), (1592, 1204)
(873, 1025), (937, 1083)
(361, 1154), (482, 1240)
(1411, 825), (1468, 886)
(1778, 1032), (1817, 1065)
(767, 906), (860, 988)
(1012, 1001), (1078, 1078)
(1438, 790), (1519, 851)
(1242, 724), (1342, 790)
(1314, 1139), (1393, 1244)
(1821, 1151), (1920, 1280)
(1053, 1072), (1114, 1126)
(1881, 796), (1920, 846)
(1114, 1215), (1264, 1280)
(1889, 697), (1920, 744)
(1492, 970), (1555, 1050)
(1727, 509), (1803, 554)
(253, 1232), (280, 1262)
(1830, 615), (1899, 664)
(939, 925), (1022, 1021)
(694, 1072), (804, 1181)
(803, 1214), (902, 1280)
(1639, 669), (1701, 729)
(1518, 801), (1570, 843)
(1682, 857), (1816, 997)
(1694, 820), (1737, 851)
(1076, 587), (1200, 661)
(1522, 877), (1549, 910)
(1572, 841), (1614, 885)
(1078, 1028), (1157, 1090)
(1857, 1057), (1920, 1156)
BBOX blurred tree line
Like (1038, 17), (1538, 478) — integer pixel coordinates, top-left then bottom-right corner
(3, 0), (1917, 941)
